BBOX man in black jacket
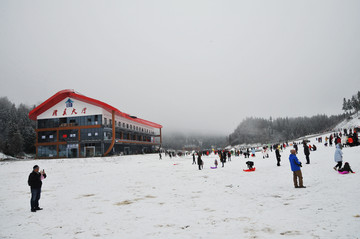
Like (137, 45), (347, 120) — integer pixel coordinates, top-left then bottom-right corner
(275, 146), (281, 166)
(28, 165), (47, 212)
(303, 142), (310, 164)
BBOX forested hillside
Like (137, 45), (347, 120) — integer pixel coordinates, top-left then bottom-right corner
(0, 97), (36, 156)
(228, 114), (347, 146)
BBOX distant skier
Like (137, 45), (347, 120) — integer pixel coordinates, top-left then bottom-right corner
(289, 149), (306, 188)
(303, 142), (310, 164)
(159, 153), (162, 160)
(28, 165), (47, 212)
(251, 148), (256, 157)
(275, 146), (281, 166)
(227, 151), (231, 162)
(192, 153), (196, 165)
(333, 144), (343, 171)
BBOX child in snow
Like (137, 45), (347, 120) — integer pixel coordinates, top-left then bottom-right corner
(334, 143), (343, 171)
(246, 161), (254, 170)
(338, 162), (354, 173)
(214, 159), (218, 168)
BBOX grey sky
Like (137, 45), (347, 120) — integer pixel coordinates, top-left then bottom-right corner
(1, 0), (359, 135)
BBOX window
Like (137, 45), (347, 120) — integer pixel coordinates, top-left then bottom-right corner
(41, 135), (46, 139)
(95, 132), (98, 136)
(109, 119), (112, 127)
(70, 134), (76, 138)
(123, 123), (125, 128)
(88, 133), (92, 137)
(126, 124), (129, 129)
(118, 122), (121, 127)
(104, 118), (108, 126)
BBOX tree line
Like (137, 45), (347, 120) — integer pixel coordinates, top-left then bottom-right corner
(228, 114), (346, 146)
(0, 97), (36, 157)
(342, 91), (360, 114)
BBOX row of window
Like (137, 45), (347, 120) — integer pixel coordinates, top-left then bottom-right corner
(38, 115), (102, 128)
(38, 129), (153, 143)
(103, 118), (155, 135)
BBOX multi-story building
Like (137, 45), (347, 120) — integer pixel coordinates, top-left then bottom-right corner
(28, 89), (162, 158)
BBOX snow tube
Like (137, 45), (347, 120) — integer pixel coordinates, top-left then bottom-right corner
(210, 167), (217, 169)
(338, 171), (349, 174)
(243, 167), (256, 172)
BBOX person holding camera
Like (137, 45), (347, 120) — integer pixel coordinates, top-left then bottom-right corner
(289, 149), (306, 188)
(28, 165), (47, 212)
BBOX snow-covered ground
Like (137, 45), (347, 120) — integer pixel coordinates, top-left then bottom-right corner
(1, 136), (359, 239)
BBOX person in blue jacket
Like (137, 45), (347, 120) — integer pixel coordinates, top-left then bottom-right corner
(289, 149), (306, 188)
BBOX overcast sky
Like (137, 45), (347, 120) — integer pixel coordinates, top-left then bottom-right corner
(0, 0), (359, 135)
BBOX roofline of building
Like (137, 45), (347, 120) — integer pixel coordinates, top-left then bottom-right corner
(28, 89), (163, 129)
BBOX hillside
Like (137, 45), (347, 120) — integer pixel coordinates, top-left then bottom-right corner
(229, 114), (347, 146)
(334, 112), (360, 130)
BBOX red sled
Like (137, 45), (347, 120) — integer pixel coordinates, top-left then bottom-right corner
(243, 167), (256, 172)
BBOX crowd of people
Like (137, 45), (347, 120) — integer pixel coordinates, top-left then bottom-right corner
(322, 127), (359, 147)
(29, 127), (358, 213)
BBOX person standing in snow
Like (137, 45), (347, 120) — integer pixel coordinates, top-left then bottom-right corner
(303, 142), (310, 164)
(197, 153), (203, 170)
(294, 143), (298, 154)
(251, 148), (256, 157)
(289, 149), (306, 188)
(223, 151), (227, 162)
(333, 143), (343, 171)
(159, 152), (162, 160)
(329, 135), (333, 146)
(28, 165), (47, 212)
(220, 152), (225, 167)
(275, 146), (281, 166)
(192, 153), (196, 165)
(227, 151), (231, 162)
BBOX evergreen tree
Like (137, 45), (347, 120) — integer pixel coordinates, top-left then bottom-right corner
(342, 98), (348, 113)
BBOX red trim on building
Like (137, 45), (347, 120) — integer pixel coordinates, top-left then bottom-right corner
(28, 89), (163, 129)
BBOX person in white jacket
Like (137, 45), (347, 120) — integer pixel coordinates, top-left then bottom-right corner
(333, 143), (343, 170)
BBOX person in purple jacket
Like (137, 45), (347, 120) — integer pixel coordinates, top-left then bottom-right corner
(289, 149), (306, 188)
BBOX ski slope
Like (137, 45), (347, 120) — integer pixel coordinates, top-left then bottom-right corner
(334, 113), (360, 131)
(0, 136), (359, 239)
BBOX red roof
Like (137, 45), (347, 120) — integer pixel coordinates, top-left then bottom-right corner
(28, 89), (163, 129)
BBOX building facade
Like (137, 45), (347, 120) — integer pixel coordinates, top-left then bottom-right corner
(29, 90), (163, 158)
